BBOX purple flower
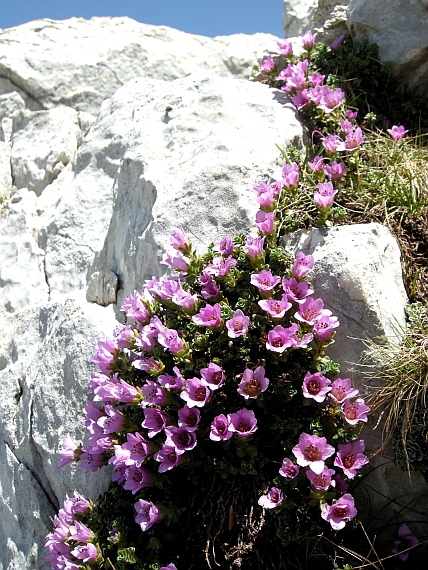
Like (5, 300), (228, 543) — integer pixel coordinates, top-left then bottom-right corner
(324, 161), (346, 180)
(226, 309), (250, 338)
(294, 297), (327, 326)
(347, 109), (358, 120)
(192, 303), (222, 329)
(302, 371), (331, 403)
(333, 472), (348, 494)
(258, 295), (291, 319)
(69, 520), (92, 543)
(337, 127), (365, 151)
(391, 524), (419, 561)
(252, 181), (276, 211)
(134, 499), (162, 532)
(164, 426), (197, 453)
(199, 271), (220, 300)
(321, 133), (341, 154)
(330, 34), (344, 50)
(342, 398), (371, 425)
(238, 366), (269, 399)
(141, 380), (167, 405)
(334, 440), (369, 479)
(168, 228), (190, 251)
(160, 565), (178, 570)
(258, 487), (283, 509)
(308, 155), (324, 174)
(213, 236), (234, 256)
(291, 252), (314, 280)
(301, 30), (317, 49)
(292, 432), (335, 474)
(244, 235), (265, 261)
(339, 119), (354, 136)
(259, 55), (276, 71)
(160, 249), (190, 272)
(317, 86), (345, 114)
(313, 314), (340, 342)
(71, 543), (99, 563)
(282, 277), (313, 304)
(123, 465), (152, 494)
(310, 72), (325, 87)
(314, 181), (338, 211)
(180, 378), (211, 408)
(157, 328), (185, 354)
(321, 494), (357, 530)
(97, 404), (124, 434)
(205, 255), (237, 278)
(171, 288), (198, 310)
(58, 435), (81, 468)
(250, 269), (281, 296)
(255, 210), (274, 235)
(141, 408), (169, 438)
(210, 414), (233, 441)
(329, 378), (359, 404)
(277, 39), (293, 56)
(121, 290), (151, 323)
(153, 444), (184, 472)
(279, 458), (300, 479)
(158, 367), (185, 391)
(91, 337), (118, 375)
(266, 324), (295, 353)
(228, 409), (258, 437)
(133, 356), (164, 376)
(281, 162), (300, 190)
(387, 125), (409, 141)
(122, 432), (152, 467)
(306, 465), (336, 491)
(200, 362), (225, 390)
(178, 405), (201, 431)
(292, 89), (311, 110)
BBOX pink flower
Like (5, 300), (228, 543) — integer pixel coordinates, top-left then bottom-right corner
(192, 303), (222, 329)
(158, 367), (185, 391)
(314, 181), (338, 211)
(347, 109), (358, 120)
(337, 127), (365, 151)
(334, 440), (369, 479)
(324, 161), (346, 180)
(329, 378), (359, 404)
(330, 34), (344, 50)
(58, 436), (81, 468)
(200, 362), (225, 390)
(252, 181), (276, 211)
(71, 543), (99, 563)
(277, 39), (293, 56)
(91, 337), (118, 375)
(279, 458), (300, 479)
(292, 432), (335, 474)
(160, 250), (190, 272)
(306, 465), (336, 490)
(255, 210), (274, 235)
(282, 277), (313, 304)
(301, 30), (317, 49)
(310, 72), (325, 87)
(134, 499), (162, 532)
(199, 271), (220, 300)
(141, 408), (170, 438)
(121, 290), (151, 323)
(238, 366), (269, 399)
(226, 309), (250, 338)
(228, 409), (258, 437)
(178, 405), (201, 431)
(157, 328), (185, 354)
(153, 444), (184, 472)
(259, 55), (276, 71)
(313, 314), (339, 342)
(133, 356), (164, 376)
(292, 89), (310, 110)
(123, 465), (152, 494)
(97, 404), (124, 434)
(302, 371), (331, 403)
(210, 414), (233, 441)
(321, 133), (341, 154)
(213, 236), (234, 256)
(281, 162), (300, 190)
(258, 487), (283, 509)
(141, 380), (167, 405)
(387, 125), (409, 141)
(342, 398), (371, 425)
(391, 523), (419, 561)
(160, 565), (178, 570)
(122, 432), (152, 467)
(258, 295), (291, 319)
(291, 252), (314, 280)
(244, 235), (265, 261)
(294, 297), (327, 326)
(168, 228), (190, 251)
(251, 269), (281, 295)
(180, 378), (211, 408)
(205, 255), (237, 278)
(321, 494), (357, 530)
(266, 324), (295, 353)
(69, 520), (92, 543)
(317, 86), (345, 114)
(164, 426), (197, 453)
(308, 155), (324, 174)
(339, 119), (354, 136)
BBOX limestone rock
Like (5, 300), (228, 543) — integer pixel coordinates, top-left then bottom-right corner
(11, 106), (82, 196)
(0, 140), (12, 201)
(283, 0), (349, 40)
(347, 0), (428, 97)
(0, 294), (117, 570)
(282, 222), (408, 386)
(0, 17), (281, 115)
(0, 91), (25, 121)
(86, 269), (119, 306)
(283, 0), (318, 37)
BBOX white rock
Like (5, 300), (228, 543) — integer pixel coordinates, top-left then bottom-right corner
(348, 0), (428, 96)
(86, 269), (119, 306)
(282, 222), (408, 385)
(0, 17), (281, 115)
(0, 140), (12, 201)
(11, 106), (82, 196)
(283, 0), (349, 40)
(0, 91), (25, 120)
(283, 0), (318, 37)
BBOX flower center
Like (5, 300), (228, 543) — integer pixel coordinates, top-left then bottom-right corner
(194, 387), (206, 401)
(211, 371), (223, 385)
(272, 338), (284, 347)
(345, 404), (357, 420)
(237, 421), (250, 433)
(186, 412), (197, 426)
(332, 505), (348, 518)
(244, 379), (261, 397)
(307, 379), (320, 395)
(342, 453), (355, 469)
(314, 474), (327, 487)
(304, 444), (321, 462)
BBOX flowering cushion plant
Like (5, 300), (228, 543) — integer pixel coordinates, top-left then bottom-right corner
(46, 30), (375, 570)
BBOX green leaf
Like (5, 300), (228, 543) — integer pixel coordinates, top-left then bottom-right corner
(117, 547), (137, 564)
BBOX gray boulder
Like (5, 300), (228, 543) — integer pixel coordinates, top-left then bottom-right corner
(283, 0), (350, 40)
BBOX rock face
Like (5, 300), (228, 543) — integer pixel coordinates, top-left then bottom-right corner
(0, 17), (280, 116)
(283, 0), (349, 40)
(347, 0), (428, 97)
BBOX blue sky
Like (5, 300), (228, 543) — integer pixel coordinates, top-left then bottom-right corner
(0, 0), (284, 38)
